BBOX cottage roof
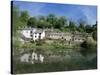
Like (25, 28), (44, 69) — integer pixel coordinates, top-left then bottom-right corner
(35, 30), (44, 33)
(19, 28), (44, 33)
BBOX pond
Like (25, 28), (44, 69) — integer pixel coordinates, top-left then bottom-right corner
(12, 48), (97, 74)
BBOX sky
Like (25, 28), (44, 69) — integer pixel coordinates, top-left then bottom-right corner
(12, 1), (97, 25)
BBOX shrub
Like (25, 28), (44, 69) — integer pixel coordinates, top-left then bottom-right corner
(80, 37), (97, 56)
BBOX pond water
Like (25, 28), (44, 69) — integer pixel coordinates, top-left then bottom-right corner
(13, 48), (97, 74)
(19, 52), (44, 64)
(18, 48), (95, 64)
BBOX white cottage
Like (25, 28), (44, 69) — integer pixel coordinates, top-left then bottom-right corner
(20, 28), (45, 41)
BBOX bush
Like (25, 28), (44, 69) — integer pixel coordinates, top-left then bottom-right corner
(36, 40), (45, 46)
(80, 37), (97, 56)
(81, 37), (96, 49)
(92, 31), (97, 41)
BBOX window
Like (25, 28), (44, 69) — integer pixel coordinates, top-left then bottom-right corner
(39, 36), (41, 39)
(39, 33), (41, 35)
(30, 31), (33, 37)
(30, 31), (32, 34)
(62, 37), (64, 39)
(30, 34), (33, 37)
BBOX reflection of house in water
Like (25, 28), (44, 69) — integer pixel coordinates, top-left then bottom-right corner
(20, 52), (44, 64)
(19, 28), (91, 44)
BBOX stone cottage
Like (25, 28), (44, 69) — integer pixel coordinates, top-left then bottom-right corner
(19, 28), (91, 44)
(45, 30), (90, 43)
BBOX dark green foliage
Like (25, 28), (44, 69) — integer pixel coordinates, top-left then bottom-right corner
(12, 6), (28, 35)
(12, 6), (97, 36)
(27, 17), (37, 27)
(55, 16), (67, 29)
(78, 23), (85, 32)
(35, 39), (46, 46)
(77, 19), (87, 32)
(92, 22), (97, 41)
(37, 16), (46, 28)
(20, 11), (29, 25)
(12, 6), (20, 33)
(92, 30), (97, 41)
(85, 25), (92, 33)
(80, 39), (97, 56)
(69, 21), (77, 31)
(46, 14), (58, 28)
(12, 7), (97, 35)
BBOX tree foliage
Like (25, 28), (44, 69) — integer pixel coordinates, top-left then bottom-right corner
(20, 11), (29, 25)
(80, 37), (97, 56)
(92, 22), (97, 41)
(69, 21), (77, 31)
(12, 6), (22, 34)
(12, 6), (97, 39)
(27, 17), (37, 27)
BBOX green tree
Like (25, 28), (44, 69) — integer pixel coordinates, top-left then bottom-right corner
(80, 37), (97, 56)
(85, 25), (92, 33)
(78, 19), (86, 32)
(27, 17), (37, 27)
(92, 22), (97, 31)
(92, 31), (97, 41)
(92, 21), (97, 41)
(12, 6), (22, 34)
(47, 14), (57, 28)
(69, 21), (77, 31)
(37, 16), (49, 28)
(20, 11), (29, 26)
(56, 16), (67, 29)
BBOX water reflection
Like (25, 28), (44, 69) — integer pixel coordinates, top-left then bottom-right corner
(20, 51), (44, 64)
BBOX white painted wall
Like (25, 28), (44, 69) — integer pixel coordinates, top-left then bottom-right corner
(21, 29), (32, 39)
(40, 31), (45, 39)
(20, 28), (45, 41)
